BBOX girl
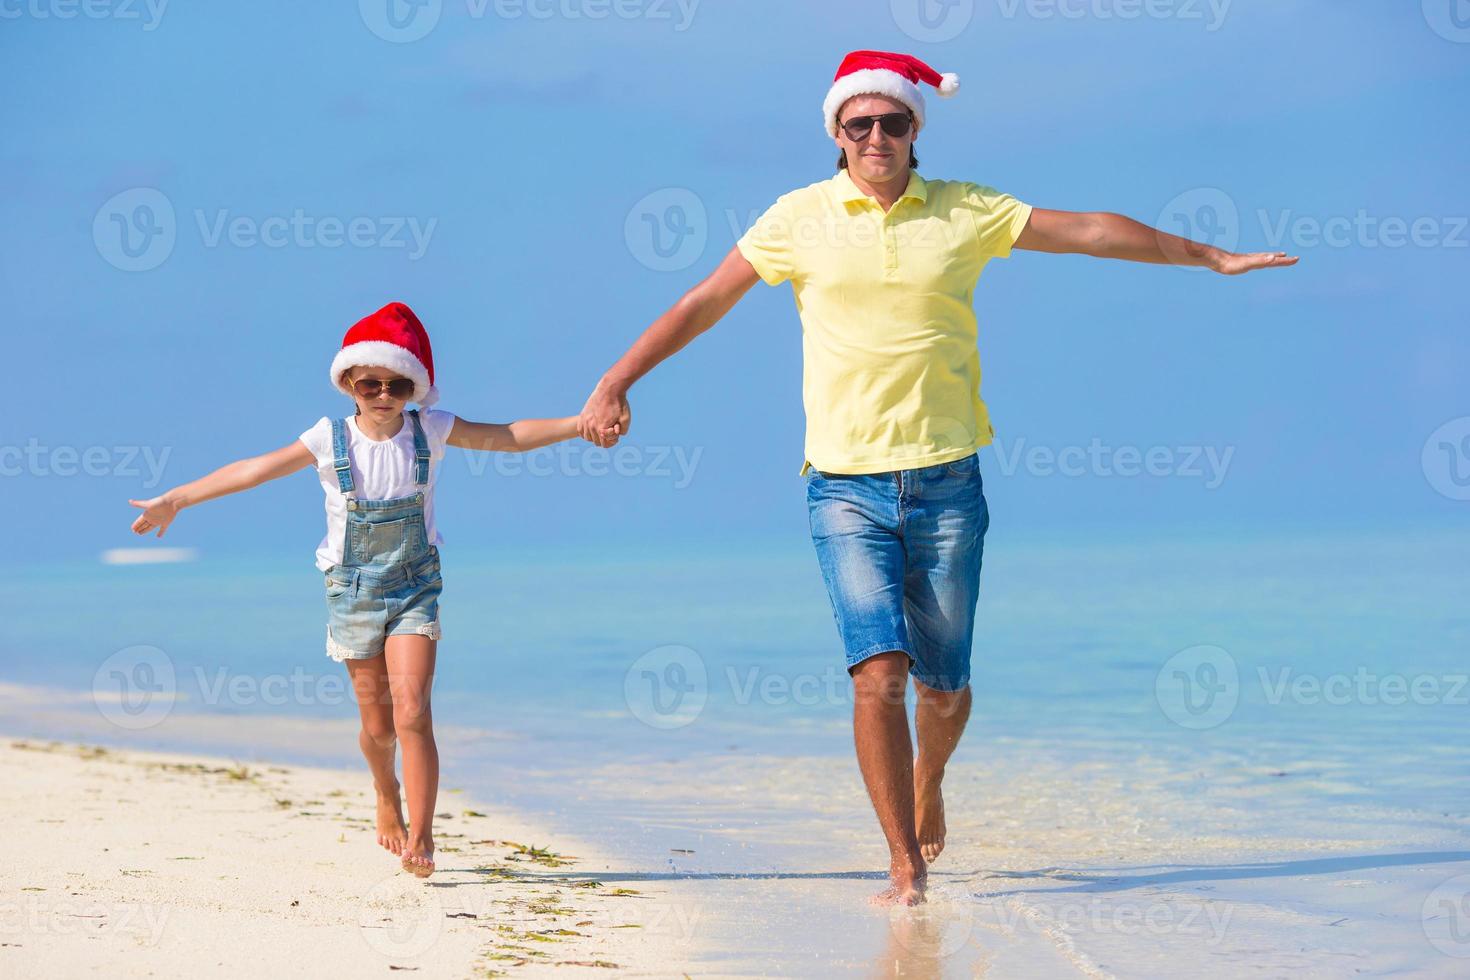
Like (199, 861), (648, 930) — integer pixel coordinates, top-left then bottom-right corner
(127, 302), (618, 876)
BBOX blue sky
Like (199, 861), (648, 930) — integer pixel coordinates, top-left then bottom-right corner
(4, 1), (1468, 563)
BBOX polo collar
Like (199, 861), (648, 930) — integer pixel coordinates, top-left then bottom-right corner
(834, 168), (928, 206)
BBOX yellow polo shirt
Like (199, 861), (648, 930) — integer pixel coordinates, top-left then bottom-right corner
(737, 168), (1031, 475)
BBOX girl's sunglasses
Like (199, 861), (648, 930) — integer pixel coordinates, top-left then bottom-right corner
(839, 112), (914, 142)
(352, 377), (415, 399)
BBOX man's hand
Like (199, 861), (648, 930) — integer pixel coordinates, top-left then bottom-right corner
(578, 380), (631, 449)
(573, 247), (759, 450)
(1211, 250), (1300, 276)
(1017, 210), (1302, 275)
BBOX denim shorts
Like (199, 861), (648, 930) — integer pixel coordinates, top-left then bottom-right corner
(323, 547), (443, 662)
(805, 452), (989, 692)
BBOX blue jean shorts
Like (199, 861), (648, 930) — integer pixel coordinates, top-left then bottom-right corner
(805, 452), (989, 692)
(324, 547), (444, 662)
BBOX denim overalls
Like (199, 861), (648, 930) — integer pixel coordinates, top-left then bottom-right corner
(323, 409), (443, 662)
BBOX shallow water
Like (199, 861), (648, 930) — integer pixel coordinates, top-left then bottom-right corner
(5, 525), (1468, 975)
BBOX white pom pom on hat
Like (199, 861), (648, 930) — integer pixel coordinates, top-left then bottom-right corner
(823, 50), (962, 138)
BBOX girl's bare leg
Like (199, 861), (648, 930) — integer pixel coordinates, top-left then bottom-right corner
(346, 655), (408, 856)
(385, 633), (438, 876)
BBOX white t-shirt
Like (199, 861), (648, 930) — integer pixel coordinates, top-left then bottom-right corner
(297, 409), (457, 572)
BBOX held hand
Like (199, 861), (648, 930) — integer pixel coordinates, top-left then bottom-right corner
(615, 398), (632, 440)
(129, 494), (179, 538)
(578, 382), (631, 449)
(1212, 250), (1300, 275)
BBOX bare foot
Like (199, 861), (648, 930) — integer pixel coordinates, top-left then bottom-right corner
(401, 832), (434, 878)
(375, 787), (408, 856)
(869, 853), (927, 907)
(914, 770), (946, 863)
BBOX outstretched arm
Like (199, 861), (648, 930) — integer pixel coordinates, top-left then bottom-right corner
(1014, 208), (1298, 274)
(447, 415), (580, 454)
(129, 439), (317, 538)
(578, 245), (761, 448)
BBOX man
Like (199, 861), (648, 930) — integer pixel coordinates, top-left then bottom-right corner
(579, 49), (1296, 906)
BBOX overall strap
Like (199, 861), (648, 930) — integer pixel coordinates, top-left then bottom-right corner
(330, 418), (355, 496)
(408, 410), (430, 486)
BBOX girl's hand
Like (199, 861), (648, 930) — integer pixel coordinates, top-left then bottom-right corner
(129, 494), (180, 538)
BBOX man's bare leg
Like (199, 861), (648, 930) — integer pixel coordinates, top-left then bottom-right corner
(851, 651), (926, 906)
(913, 680), (972, 863)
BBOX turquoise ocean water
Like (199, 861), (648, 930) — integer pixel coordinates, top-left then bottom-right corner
(5, 524), (1466, 870)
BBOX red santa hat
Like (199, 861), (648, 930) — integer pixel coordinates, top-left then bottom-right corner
(330, 301), (438, 408)
(822, 50), (959, 139)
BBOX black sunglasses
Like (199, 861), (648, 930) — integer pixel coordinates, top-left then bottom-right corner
(839, 112), (914, 142)
(352, 377), (416, 400)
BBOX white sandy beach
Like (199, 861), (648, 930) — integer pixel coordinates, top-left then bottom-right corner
(0, 738), (688, 978)
(5, 678), (1470, 978)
